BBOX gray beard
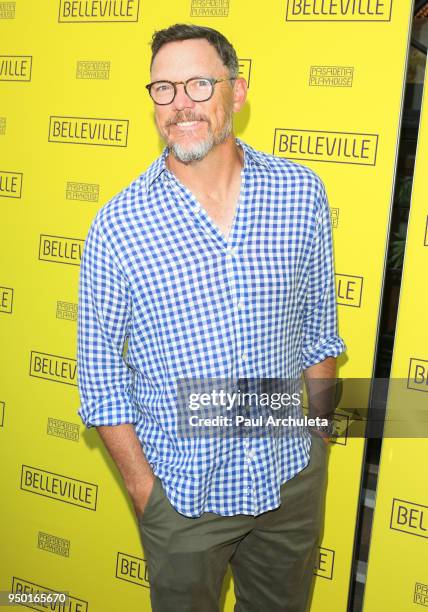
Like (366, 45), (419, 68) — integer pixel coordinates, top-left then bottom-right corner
(169, 116), (233, 163)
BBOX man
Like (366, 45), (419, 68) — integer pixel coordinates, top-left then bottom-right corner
(77, 23), (346, 612)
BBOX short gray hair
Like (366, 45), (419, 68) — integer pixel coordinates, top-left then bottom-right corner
(150, 23), (239, 79)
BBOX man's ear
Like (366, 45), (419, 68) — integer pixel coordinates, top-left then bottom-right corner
(232, 77), (248, 113)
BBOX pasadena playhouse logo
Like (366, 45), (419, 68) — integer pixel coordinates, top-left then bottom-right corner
(49, 116), (128, 147)
(56, 300), (78, 321)
(116, 553), (150, 588)
(309, 66), (354, 87)
(66, 181), (99, 202)
(286, 0), (393, 21)
(190, 0), (229, 17)
(0, 170), (23, 198)
(0, 117), (6, 135)
(0, 55), (32, 81)
(273, 129), (378, 165)
(30, 351), (77, 386)
(191, 0), (229, 16)
(58, 0), (140, 22)
(11, 577), (87, 612)
(47, 417), (80, 442)
(76, 60), (110, 79)
(0, 2), (16, 18)
(38, 531), (71, 557)
(21, 465), (98, 510)
(0, 286), (14, 314)
(415, 583), (428, 607)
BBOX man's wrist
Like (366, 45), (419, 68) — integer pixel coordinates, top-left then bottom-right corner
(308, 417), (335, 437)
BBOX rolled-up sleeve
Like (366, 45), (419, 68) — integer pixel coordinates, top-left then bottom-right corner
(300, 181), (347, 370)
(77, 214), (138, 427)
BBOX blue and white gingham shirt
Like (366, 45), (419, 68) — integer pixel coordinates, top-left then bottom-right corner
(77, 137), (346, 518)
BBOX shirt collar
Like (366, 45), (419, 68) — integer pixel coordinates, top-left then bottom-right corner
(143, 137), (271, 193)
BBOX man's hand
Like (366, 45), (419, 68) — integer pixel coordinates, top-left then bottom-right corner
(310, 429), (331, 445)
(303, 356), (337, 444)
(319, 432), (331, 445)
(128, 473), (157, 519)
(95, 423), (157, 519)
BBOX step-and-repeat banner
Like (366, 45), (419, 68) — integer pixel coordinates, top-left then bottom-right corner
(0, 1), (413, 610)
(364, 61), (428, 612)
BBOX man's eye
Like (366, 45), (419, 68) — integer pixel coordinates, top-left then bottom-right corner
(188, 79), (210, 89)
(155, 83), (171, 92)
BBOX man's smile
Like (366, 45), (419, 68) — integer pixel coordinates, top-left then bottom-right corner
(170, 118), (206, 126)
(168, 119), (208, 135)
(175, 120), (200, 127)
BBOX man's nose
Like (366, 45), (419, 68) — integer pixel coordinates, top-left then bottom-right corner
(172, 83), (196, 111)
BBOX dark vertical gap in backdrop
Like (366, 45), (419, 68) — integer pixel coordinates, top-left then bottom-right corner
(348, 9), (427, 611)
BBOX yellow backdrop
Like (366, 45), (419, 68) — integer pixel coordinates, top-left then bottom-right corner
(0, 1), (414, 610)
(364, 61), (428, 612)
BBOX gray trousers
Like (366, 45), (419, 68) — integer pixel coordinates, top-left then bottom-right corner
(137, 434), (328, 612)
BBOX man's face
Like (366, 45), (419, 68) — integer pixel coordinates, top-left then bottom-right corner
(150, 38), (244, 163)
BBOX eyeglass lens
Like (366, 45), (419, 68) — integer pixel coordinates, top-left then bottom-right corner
(150, 78), (213, 104)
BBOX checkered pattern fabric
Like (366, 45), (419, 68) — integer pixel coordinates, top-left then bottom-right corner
(77, 138), (346, 517)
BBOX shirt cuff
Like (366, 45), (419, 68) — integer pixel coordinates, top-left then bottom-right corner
(301, 335), (346, 370)
(78, 392), (139, 428)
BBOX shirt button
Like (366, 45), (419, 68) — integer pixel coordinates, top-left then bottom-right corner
(226, 246), (236, 257)
(237, 299), (244, 309)
(247, 449), (256, 459)
(241, 352), (248, 362)
(194, 204), (201, 213)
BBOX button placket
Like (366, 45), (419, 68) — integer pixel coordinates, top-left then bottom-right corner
(166, 172), (225, 251)
(225, 243), (239, 384)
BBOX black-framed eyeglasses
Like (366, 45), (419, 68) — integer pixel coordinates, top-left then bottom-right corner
(145, 76), (235, 105)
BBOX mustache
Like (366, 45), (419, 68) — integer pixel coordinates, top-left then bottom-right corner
(166, 112), (209, 126)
